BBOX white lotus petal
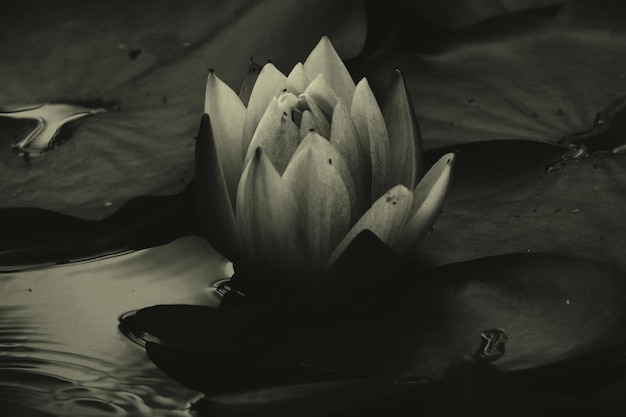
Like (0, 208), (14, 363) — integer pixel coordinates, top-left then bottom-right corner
(383, 70), (424, 189)
(194, 114), (243, 262)
(283, 139), (351, 277)
(204, 71), (246, 206)
(297, 94), (330, 139)
(287, 132), (358, 224)
(394, 153), (455, 253)
(304, 35), (356, 108)
(328, 184), (413, 267)
(330, 102), (368, 216)
(286, 62), (311, 95)
(238, 59), (263, 107)
(351, 78), (390, 203)
(244, 97), (300, 175)
(242, 63), (286, 156)
(299, 110), (320, 140)
(304, 74), (338, 116)
(278, 91), (299, 120)
(236, 147), (306, 284)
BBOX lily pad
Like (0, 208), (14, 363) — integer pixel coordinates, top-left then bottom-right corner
(117, 232), (626, 414)
(402, 0), (572, 29)
(0, 0), (366, 219)
(414, 140), (626, 269)
(360, 0), (626, 149)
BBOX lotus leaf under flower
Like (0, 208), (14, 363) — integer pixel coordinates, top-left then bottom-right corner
(195, 36), (454, 287)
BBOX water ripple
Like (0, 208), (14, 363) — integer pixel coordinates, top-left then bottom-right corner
(0, 236), (225, 416)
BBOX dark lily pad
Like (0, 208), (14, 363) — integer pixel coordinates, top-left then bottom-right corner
(118, 231), (626, 391)
(187, 356), (626, 416)
(0, 186), (196, 269)
(401, 0), (571, 30)
(415, 140), (626, 269)
(360, 0), (626, 149)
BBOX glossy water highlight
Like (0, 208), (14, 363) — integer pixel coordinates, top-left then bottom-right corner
(0, 102), (110, 156)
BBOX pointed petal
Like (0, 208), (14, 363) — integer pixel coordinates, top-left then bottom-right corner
(236, 147), (305, 285)
(351, 78), (390, 202)
(283, 138), (351, 276)
(238, 59), (263, 107)
(303, 74), (338, 116)
(297, 94), (330, 139)
(394, 154), (455, 253)
(278, 91), (299, 120)
(328, 185), (413, 267)
(244, 97), (300, 175)
(330, 102), (369, 216)
(194, 114), (243, 262)
(289, 132), (357, 222)
(299, 110), (318, 140)
(286, 62), (311, 96)
(242, 63), (287, 156)
(383, 70), (424, 189)
(304, 36), (356, 108)
(204, 71), (246, 205)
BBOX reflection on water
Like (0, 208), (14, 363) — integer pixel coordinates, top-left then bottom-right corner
(0, 236), (227, 416)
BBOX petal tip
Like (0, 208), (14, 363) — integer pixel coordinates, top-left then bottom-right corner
(254, 145), (264, 160)
(197, 113), (212, 139)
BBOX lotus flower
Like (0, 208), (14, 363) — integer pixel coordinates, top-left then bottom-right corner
(195, 36), (455, 287)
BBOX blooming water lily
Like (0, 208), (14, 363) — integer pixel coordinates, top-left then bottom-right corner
(196, 36), (454, 286)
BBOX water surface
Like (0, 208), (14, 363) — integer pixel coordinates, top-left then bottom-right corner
(1, 236), (227, 416)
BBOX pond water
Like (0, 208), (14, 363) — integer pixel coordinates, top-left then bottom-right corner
(0, 236), (228, 416)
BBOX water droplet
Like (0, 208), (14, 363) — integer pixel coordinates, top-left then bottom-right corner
(214, 280), (232, 298)
(1, 102), (107, 156)
(477, 328), (507, 362)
